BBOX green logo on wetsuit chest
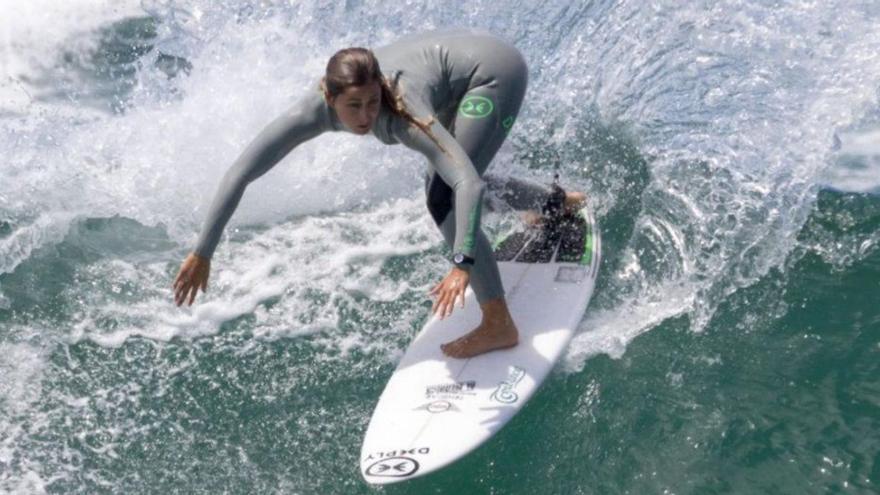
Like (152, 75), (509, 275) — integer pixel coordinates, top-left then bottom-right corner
(458, 95), (494, 119)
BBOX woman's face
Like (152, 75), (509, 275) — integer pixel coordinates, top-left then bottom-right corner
(326, 82), (382, 135)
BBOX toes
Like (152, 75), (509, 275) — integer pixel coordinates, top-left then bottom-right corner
(441, 338), (469, 358)
(440, 343), (460, 358)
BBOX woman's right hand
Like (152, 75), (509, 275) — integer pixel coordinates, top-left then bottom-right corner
(173, 252), (211, 306)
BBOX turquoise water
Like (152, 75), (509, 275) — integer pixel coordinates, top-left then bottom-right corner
(2, 1), (880, 493)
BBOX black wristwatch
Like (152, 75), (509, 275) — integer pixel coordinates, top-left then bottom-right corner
(452, 253), (475, 269)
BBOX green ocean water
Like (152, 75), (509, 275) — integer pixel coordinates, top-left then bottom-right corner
(1, 189), (877, 494)
(3, 2), (880, 494)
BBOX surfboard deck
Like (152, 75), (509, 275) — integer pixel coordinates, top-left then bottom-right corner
(360, 207), (601, 484)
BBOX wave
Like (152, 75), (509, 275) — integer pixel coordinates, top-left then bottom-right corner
(2, 0), (880, 360)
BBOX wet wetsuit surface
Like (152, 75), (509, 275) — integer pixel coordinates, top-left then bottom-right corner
(193, 28), (547, 303)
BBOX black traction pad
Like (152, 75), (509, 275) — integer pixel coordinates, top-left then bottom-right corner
(494, 214), (588, 264)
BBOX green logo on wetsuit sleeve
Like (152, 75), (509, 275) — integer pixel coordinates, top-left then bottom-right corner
(458, 95), (494, 119)
(502, 116), (516, 132)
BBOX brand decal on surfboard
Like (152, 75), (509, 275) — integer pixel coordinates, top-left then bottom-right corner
(363, 447), (431, 478)
(362, 446), (431, 463)
(491, 366), (526, 404)
(414, 400), (460, 414)
(425, 380), (476, 400)
(365, 456), (420, 478)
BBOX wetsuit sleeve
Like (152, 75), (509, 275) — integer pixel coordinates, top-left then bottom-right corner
(392, 105), (485, 261)
(193, 91), (330, 259)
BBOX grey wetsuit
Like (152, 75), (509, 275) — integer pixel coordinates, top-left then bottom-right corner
(193, 29), (550, 303)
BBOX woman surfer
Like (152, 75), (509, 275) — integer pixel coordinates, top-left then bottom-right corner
(172, 29), (584, 359)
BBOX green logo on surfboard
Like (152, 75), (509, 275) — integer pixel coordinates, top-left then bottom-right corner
(491, 366), (526, 404)
(458, 95), (494, 118)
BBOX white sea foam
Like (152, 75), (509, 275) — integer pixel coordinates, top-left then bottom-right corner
(0, 342), (49, 494)
(559, 0), (880, 368)
(562, 282), (695, 372)
(824, 127), (880, 193)
(0, 0), (144, 113)
(66, 197), (440, 348)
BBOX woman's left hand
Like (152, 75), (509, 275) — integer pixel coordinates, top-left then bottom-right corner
(430, 267), (470, 319)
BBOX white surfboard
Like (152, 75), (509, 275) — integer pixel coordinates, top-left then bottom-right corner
(360, 207), (601, 484)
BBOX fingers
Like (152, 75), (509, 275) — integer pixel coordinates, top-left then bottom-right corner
(187, 283), (198, 306)
(446, 288), (463, 317)
(429, 275), (448, 311)
(434, 294), (449, 319)
(173, 266), (204, 306)
(431, 288), (445, 318)
(173, 262), (189, 305)
(173, 254), (210, 306)
(436, 292), (448, 319)
(174, 268), (188, 305)
(429, 268), (473, 319)
(431, 286), (465, 319)
(437, 291), (453, 318)
(175, 279), (190, 306)
(174, 283), (185, 306)
(173, 277), (204, 307)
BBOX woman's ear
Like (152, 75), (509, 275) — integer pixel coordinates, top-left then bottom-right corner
(320, 78), (333, 104)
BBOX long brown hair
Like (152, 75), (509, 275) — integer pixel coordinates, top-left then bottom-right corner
(321, 47), (445, 152)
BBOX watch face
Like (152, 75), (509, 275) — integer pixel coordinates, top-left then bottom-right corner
(453, 253), (464, 264)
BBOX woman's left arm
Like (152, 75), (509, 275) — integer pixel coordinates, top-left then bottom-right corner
(394, 104), (486, 318)
(395, 111), (486, 261)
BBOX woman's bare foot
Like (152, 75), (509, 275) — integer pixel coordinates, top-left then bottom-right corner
(521, 191), (587, 226)
(522, 210), (543, 226)
(441, 298), (519, 359)
(563, 191), (586, 214)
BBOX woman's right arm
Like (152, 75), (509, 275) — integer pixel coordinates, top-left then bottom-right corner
(174, 90), (331, 306)
(193, 90), (330, 259)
